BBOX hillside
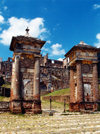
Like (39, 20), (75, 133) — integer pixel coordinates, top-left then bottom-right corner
(45, 88), (70, 96)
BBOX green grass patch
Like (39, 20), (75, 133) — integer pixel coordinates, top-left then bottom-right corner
(41, 98), (69, 111)
(1, 84), (11, 88)
(45, 88), (70, 96)
(0, 96), (10, 101)
(1, 81), (11, 88)
(99, 84), (100, 90)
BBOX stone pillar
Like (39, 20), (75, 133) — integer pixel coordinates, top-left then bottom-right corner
(34, 58), (40, 99)
(70, 66), (75, 103)
(11, 56), (20, 100)
(10, 55), (21, 113)
(10, 61), (15, 100)
(76, 61), (83, 102)
(33, 58), (42, 114)
(93, 63), (99, 102)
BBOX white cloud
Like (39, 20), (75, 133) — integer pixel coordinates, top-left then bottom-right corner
(58, 58), (63, 61)
(96, 33), (100, 39)
(94, 33), (100, 48)
(4, 6), (7, 10)
(42, 47), (49, 52)
(46, 40), (51, 44)
(0, 17), (47, 45)
(0, 15), (4, 23)
(51, 43), (65, 56)
(93, 4), (100, 9)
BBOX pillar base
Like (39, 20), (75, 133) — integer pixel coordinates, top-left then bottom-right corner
(32, 100), (42, 114)
(22, 100), (42, 114)
(10, 100), (42, 114)
(69, 102), (99, 112)
(10, 100), (22, 114)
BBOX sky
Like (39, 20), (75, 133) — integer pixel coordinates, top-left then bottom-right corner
(0, 0), (100, 61)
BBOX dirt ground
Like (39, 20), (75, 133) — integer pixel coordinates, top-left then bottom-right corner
(0, 100), (100, 134)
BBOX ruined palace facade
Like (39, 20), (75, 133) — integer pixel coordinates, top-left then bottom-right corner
(65, 41), (100, 111)
(0, 34), (100, 113)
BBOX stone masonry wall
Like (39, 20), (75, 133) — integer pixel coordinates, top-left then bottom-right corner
(0, 55), (70, 92)
(40, 66), (69, 91)
(20, 55), (35, 100)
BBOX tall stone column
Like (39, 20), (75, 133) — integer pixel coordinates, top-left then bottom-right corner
(10, 61), (15, 101)
(11, 56), (20, 100)
(77, 61), (83, 102)
(70, 66), (75, 103)
(10, 55), (21, 113)
(33, 58), (42, 114)
(12, 56), (20, 100)
(93, 63), (99, 102)
(34, 58), (40, 100)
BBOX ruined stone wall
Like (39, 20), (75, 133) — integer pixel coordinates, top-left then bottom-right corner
(40, 56), (63, 68)
(0, 56), (69, 92)
(40, 66), (69, 91)
(1, 56), (100, 94)
(0, 58), (12, 82)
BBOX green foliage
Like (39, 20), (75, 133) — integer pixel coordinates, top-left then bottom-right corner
(45, 88), (70, 96)
(41, 98), (69, 111)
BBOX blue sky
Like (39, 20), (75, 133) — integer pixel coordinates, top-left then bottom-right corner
(0, 0), (100, 61)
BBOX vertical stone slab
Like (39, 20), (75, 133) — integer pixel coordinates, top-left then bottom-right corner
(76, 61), (83, 102)
(93, 63), (99, 102)
(70, 67), (75, 103)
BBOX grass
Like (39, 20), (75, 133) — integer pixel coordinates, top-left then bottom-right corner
(0, 96), (10, 101)
(45, 88), (70, 96)
(41, 98), (69, 111)
(1, 84), (11, 88)
(1, 81), (11, 88)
